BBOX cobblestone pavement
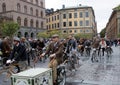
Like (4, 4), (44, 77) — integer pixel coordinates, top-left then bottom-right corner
(0, 46), (120, 85)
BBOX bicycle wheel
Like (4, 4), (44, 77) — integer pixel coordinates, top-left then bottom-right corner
(57, 66), (66, 85)
(9, 64), (20, 74)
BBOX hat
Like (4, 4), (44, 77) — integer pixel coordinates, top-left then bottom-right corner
(13, 37), (20, 42)
(52, 34), (59, 38)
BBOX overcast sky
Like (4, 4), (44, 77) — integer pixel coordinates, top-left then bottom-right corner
(45, 0), (120, 33)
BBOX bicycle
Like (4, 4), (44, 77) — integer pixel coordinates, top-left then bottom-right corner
(84, 46), (91, 57)
(105, 46), (113, 62)
(91, 48), (99, 62)
(0, 60), (28, 80)
(57, 64), (66, 85)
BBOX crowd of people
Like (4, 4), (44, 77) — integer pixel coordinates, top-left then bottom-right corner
(0, 35), (120, 84)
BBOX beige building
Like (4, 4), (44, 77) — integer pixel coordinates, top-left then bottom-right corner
(106, 5), (120, 39)
(46, 5), (97, 38)
(0, 0), (46, 38)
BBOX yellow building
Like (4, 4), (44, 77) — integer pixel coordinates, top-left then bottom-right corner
(46, 5), (97, 38)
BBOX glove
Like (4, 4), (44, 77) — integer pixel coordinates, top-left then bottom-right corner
(11, 59), (15, 63)
(6, 59), (12, 64)
(41, 53), (45, 57)
(49, 53), (56, 58)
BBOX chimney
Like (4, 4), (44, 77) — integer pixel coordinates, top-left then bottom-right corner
(62, 5), (65, 9)
(79, 4), (82, 6)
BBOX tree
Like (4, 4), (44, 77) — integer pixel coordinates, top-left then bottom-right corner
(117, 33), (120, 38)
(1, 21), (19, 38)
(100, 28), (106, 38)
(38, 29), (62, 38)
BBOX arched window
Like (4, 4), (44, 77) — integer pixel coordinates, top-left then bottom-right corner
(36, 9), (38, 16)
(30, 0), (33, 3)
(36, 20), (39, 28)
(30, 7), (33, 15)
(41, 21), (43, 28)
(36, 0), (38, 5)
(17, 3), (21, 12)
(40, 1), (43, 7)
(17, 17), (21, 25)
(24, 5), (27, 13)
(40, 11), (43, 18)
(24, 18), (28, 26)
(2, 3), (6, 12)
(30, 19), (34, 27)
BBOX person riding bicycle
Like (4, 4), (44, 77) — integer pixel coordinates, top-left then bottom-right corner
(99, 38), (107, 56)
(66, 35), (77, 54)
(21, 37), (32, 66)
(0, 37), (11, 66)
(6, 37), (27, 73)
(40, 34), (64, 85)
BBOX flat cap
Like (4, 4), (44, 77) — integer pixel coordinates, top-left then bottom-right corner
(13, 37), (20, 42)
(52, 34), (59, 38)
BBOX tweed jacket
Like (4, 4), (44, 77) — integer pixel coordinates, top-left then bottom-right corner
(45, 41), (64, 64)
(9, 43), (27, 61)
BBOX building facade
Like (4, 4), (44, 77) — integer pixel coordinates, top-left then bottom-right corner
(0, 0), (46, 38)
(46, 5), (97, 38)
(106, 5), (120, 39)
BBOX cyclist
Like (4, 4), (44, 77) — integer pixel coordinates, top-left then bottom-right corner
(21, 37), (32, 66)
(40, 34), (64, 85)
(6, 37), (27, 73)
(99, 38), (107, 56)
(0, 37), (11, 65)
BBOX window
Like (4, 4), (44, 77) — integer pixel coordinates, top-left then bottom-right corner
(63, 30), (67, 33)
(74, 21), (77, 26)
(54, 16), (56, 21)
(69, 30), (72, 33)
(86, 20), (89, 26)
(41, 11), (43, 18)
(36, 0), (38, 5)
(17, 17), (21, 25)
(54, 23), (56, 28)
(52, 16), (54, 21)
(57, 15), (59, 20)
(63, 14), (66, 19)
(36, 9), (38, 16)
(86, 30), (89, 33)
(74, 30), (77, 33)
(57, 23), (59, 28)
(74, 13), (77, 18)
(69, 13), (72, 18)
(2, 3), (6, 12)
(63, 22), (66, 27)
(79, 12), (83, 18)
(52, 24), (54, 29)
(36, 20), (39, 28)
(80, 21), (83, 26)
(85, 11), (89, 17)
(30, 0), (33, 3)
(41, 21), (44, 28)
(30, 7), (33, 15)
(40, 1), (43, 7)
(24, 18), (28, 26)
(24, 5), (27, 13)
(17, 3), (21, 12)
(69, 21), (72, 26)
(30, 19), (34, 27)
